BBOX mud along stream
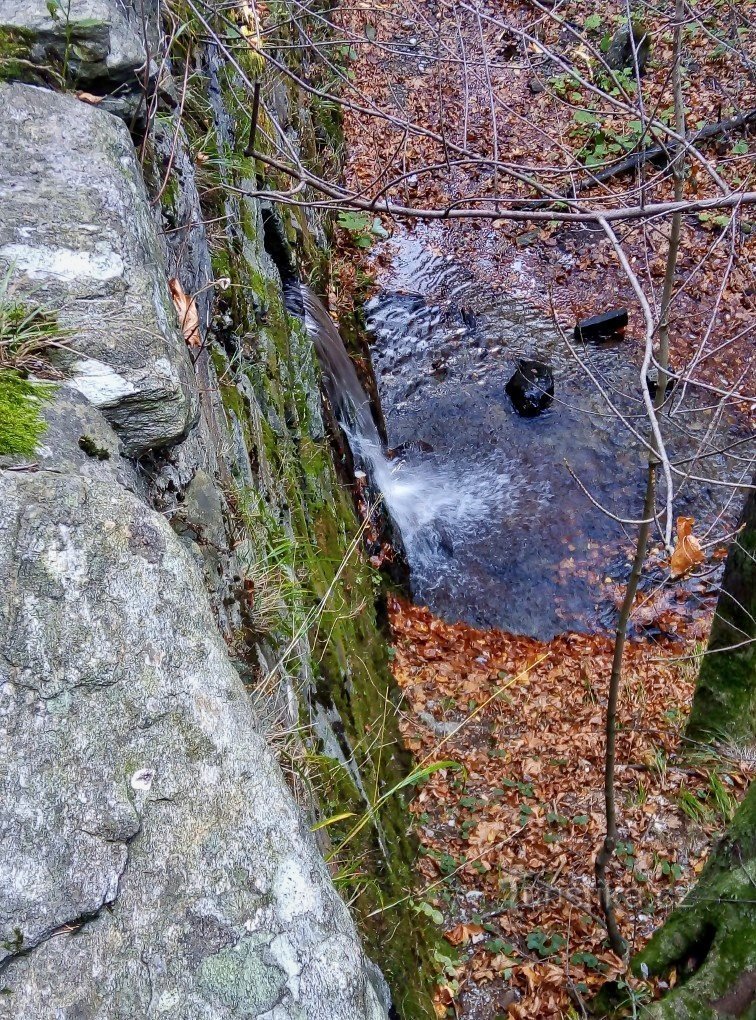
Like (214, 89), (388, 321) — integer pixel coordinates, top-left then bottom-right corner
(302, 231), (741, 640)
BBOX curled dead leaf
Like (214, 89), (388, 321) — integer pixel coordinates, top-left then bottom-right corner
(76, 91), (103, 105)
(433, 985), (455, 1018)
(669, 516), (705, 577)
(168, 278), (201, 348)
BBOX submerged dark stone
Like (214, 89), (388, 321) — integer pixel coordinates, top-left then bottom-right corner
(505, 360), (554, 417)
(387, 439), (434, 459)
(574, 308), (628, 343)
(646, 374), (677, 400)
(460, 307), (477, 331)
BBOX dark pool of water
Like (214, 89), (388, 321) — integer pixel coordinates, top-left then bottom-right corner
(365, 235), (741, 639)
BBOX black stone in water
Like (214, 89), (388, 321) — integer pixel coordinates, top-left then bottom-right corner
(460, 306), (477, 331)
(505, 359), (554, 417)
(387, 439), (434, 459)
(646, 374), (677, 400)
(574, 308), (628, 343)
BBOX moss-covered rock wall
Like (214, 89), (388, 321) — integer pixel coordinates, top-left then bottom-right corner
(0, 1), (436, 1015)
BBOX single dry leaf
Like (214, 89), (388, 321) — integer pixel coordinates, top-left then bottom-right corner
(670, 516), (705, 577)
(168, 278), (201, 348)
(76, 91), (104, 105)
(445, 922), (484, 946)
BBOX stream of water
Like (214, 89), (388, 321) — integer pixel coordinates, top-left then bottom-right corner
(299, 237), (741, 639)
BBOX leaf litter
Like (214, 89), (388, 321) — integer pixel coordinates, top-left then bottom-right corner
(323, 0), (756, 1013)
(387, 594), (752, 1017)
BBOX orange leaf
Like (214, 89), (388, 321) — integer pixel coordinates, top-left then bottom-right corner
(445, 922), (484, 946)
(76, 91), (103, 105)
(669, 517), (705, 577)
(168, 278), (201, 348)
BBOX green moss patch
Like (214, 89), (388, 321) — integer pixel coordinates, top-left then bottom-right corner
(0, 25), (34, 82)
(0, 370), (54, 457)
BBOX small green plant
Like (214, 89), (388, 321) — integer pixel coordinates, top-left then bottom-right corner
(336, 211), (389, 249)
(431, 851), (461, 877)
(0, 289), (63, 373)
(698, 211), (732, 231)
(431, 945), (463, 998)
(501, 777), (535, 797)
(570, 950), (603, 971)
(233, 486), (305, 636)
(0, 275), (62, 458)
(678, 788), (709, 824)
(708, 771), (737, 824)
(415, 899), (444, 925)
(616, 840), (636, 869)
(627, 778), (648, 807)
(45, 0), (76, 82)
(659, 858), (684, 882)
(526, 929), (567, 957)
(484, 937), (517, 956)
(650, 746), (669, 786)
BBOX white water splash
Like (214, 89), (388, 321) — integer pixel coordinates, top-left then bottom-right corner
(300, 284), (551, 584)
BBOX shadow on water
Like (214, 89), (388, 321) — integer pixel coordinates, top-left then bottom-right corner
(359, 235), (742, 639)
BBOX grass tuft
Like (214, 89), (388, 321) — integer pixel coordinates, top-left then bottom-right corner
(0, 270), (65, 457)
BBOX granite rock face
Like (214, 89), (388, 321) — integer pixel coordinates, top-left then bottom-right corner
(0, 0), (152, 119)
(0, 83), (197, 457)
(0, 471), (387, 1020)
(0, 13), (403, 1016)
(29, 384), (143, 492)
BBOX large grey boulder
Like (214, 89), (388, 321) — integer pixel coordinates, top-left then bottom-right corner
(0, 469), (388, 1020)
(0, 0), (150, 120)
(0, 83), (197, 457)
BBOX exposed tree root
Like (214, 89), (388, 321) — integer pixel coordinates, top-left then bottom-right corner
(630, 783), (756, 1019)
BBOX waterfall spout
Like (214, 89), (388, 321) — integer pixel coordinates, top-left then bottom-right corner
(293, 283), (543, 612)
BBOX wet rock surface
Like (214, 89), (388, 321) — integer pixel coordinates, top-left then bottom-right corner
(574, 308), (629, 343)
(505, 359), (554, 417)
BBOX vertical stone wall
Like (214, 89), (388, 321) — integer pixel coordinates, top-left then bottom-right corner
(0, 2), (434, 1015)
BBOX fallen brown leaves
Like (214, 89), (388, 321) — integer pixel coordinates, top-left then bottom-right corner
(339, 0), (756, 405)
(387, 595), (751, 1018)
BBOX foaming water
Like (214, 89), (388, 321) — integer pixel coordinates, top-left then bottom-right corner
(298, 284), (540, 593)
(349, 430), (544, 571)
